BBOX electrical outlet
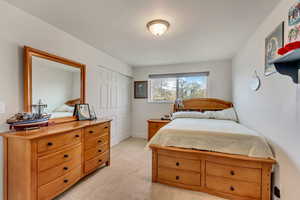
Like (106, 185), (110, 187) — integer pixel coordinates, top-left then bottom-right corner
(274, 186), (281, 199)
(0, 102), (6, 114)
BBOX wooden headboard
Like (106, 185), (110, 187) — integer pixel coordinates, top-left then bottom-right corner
(65, 98), (81, 107)
(173, 98), (233, 112)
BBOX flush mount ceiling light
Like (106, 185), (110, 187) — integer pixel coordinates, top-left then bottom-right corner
(147, 19), (170, 36)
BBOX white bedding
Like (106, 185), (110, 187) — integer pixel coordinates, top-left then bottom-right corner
(50, 112), (73, 119)
(147, 118), (274, 159)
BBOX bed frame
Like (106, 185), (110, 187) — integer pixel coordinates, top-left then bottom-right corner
(150, 98), (276, 200)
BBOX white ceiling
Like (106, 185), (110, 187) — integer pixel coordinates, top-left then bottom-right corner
(5, 0), (281, 67)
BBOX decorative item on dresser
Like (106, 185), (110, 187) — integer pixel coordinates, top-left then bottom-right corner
(149, 98), (276, 200)
(1, 120), (111, 200)
(147, 119), (170, 141)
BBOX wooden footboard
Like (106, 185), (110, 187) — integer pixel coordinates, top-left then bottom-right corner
(150, 144), (276, 200)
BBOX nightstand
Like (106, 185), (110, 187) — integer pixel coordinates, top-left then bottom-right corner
(147, 119), (171, 141)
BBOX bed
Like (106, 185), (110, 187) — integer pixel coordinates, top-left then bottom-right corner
(49, 98), (80, 119)
(148, 98), (276, 200)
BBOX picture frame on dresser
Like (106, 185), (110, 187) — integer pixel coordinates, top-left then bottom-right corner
(74, 104), (92, 120)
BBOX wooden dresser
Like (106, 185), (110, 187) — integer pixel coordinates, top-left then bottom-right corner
(2, 120), (111, 200)
(147, 119), (170, 141)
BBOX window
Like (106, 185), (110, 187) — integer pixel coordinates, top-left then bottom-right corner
(148, 72), (209, 102)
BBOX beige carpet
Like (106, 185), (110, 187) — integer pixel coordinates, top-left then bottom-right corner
(56, 138), (225, 200)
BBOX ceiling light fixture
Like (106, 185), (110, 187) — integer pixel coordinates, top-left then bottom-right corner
(147, 19), (170, 36)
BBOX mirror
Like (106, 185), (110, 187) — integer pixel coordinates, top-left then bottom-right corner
(24, 46), (86, 122)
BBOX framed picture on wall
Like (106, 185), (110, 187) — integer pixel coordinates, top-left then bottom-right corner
(134, 81), (148, 99)
(264, 22), (284, 76)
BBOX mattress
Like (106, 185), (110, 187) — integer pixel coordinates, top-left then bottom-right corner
(147, 118), (274, 159)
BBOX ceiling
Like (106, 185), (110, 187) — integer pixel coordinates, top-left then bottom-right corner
(5, 0), (281, 67)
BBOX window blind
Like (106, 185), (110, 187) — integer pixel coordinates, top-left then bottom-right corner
(148, 72), (209, 79)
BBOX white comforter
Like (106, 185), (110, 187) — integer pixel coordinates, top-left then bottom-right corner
(147, 118), (274, 159)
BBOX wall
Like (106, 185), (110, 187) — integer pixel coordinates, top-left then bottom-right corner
(0, 1), (132, 199)
(232, 0), (300, 199)
(132, 60), (232, 138)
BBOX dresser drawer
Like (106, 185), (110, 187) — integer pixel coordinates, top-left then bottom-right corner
(84, 152), (109, 173)
(85, 134), (109, 150)
(37, 129), (82, 153)
(206, 161), (261, 183)
(84, 143), (109, 161)
(158, 155), (201, 172)
(38, 144), (81, 172)
(206, 175), (261, 199)
(38, 155), (81, 186)
(84, 123), (109, 140)
(158, 167), (201, 186)
(38, 166), (81, 200)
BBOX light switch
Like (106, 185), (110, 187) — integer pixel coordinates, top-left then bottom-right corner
(0, 102), (5, 114)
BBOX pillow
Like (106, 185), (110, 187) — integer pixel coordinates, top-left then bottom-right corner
(208, 108), (238, 122)
(171, 111), (211, 120)
(54, 104), (74, 112)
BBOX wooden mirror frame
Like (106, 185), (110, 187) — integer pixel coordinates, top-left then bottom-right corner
(23, 46), (86, 123)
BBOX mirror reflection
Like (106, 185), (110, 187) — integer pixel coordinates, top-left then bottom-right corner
(32, 56), (80, 119)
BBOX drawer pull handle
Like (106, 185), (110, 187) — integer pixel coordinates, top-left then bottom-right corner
(104, 126), (108, 129)
(98, 140), (102, 143)
(47, 142), (53, 146)
(63, 167), (68, 170)
(64, 179), (68, 183)
(98, 149), (102, 153)
(89, 130), (94, 134)
(176, 162), (180, 166)
(230, 170), (235, 176)
(230, 186), (235, 191)
(64, 154), (69, 158)
(175, 176), (180, 180)
(75, 134), (80, 138)
(98, 159), (102, 162)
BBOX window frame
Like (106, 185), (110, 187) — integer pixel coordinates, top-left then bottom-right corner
(148, 72), (209, 103)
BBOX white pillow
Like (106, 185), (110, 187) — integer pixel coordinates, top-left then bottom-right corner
(54, 104), (74, 112)
(172, 111), (211, 120)
(208, 108), (238, 122)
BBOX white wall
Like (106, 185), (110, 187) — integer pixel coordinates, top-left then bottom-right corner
(132, 60), (232, 138)
(0, 1), (132, 199)
(232, 0), (300, 199)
